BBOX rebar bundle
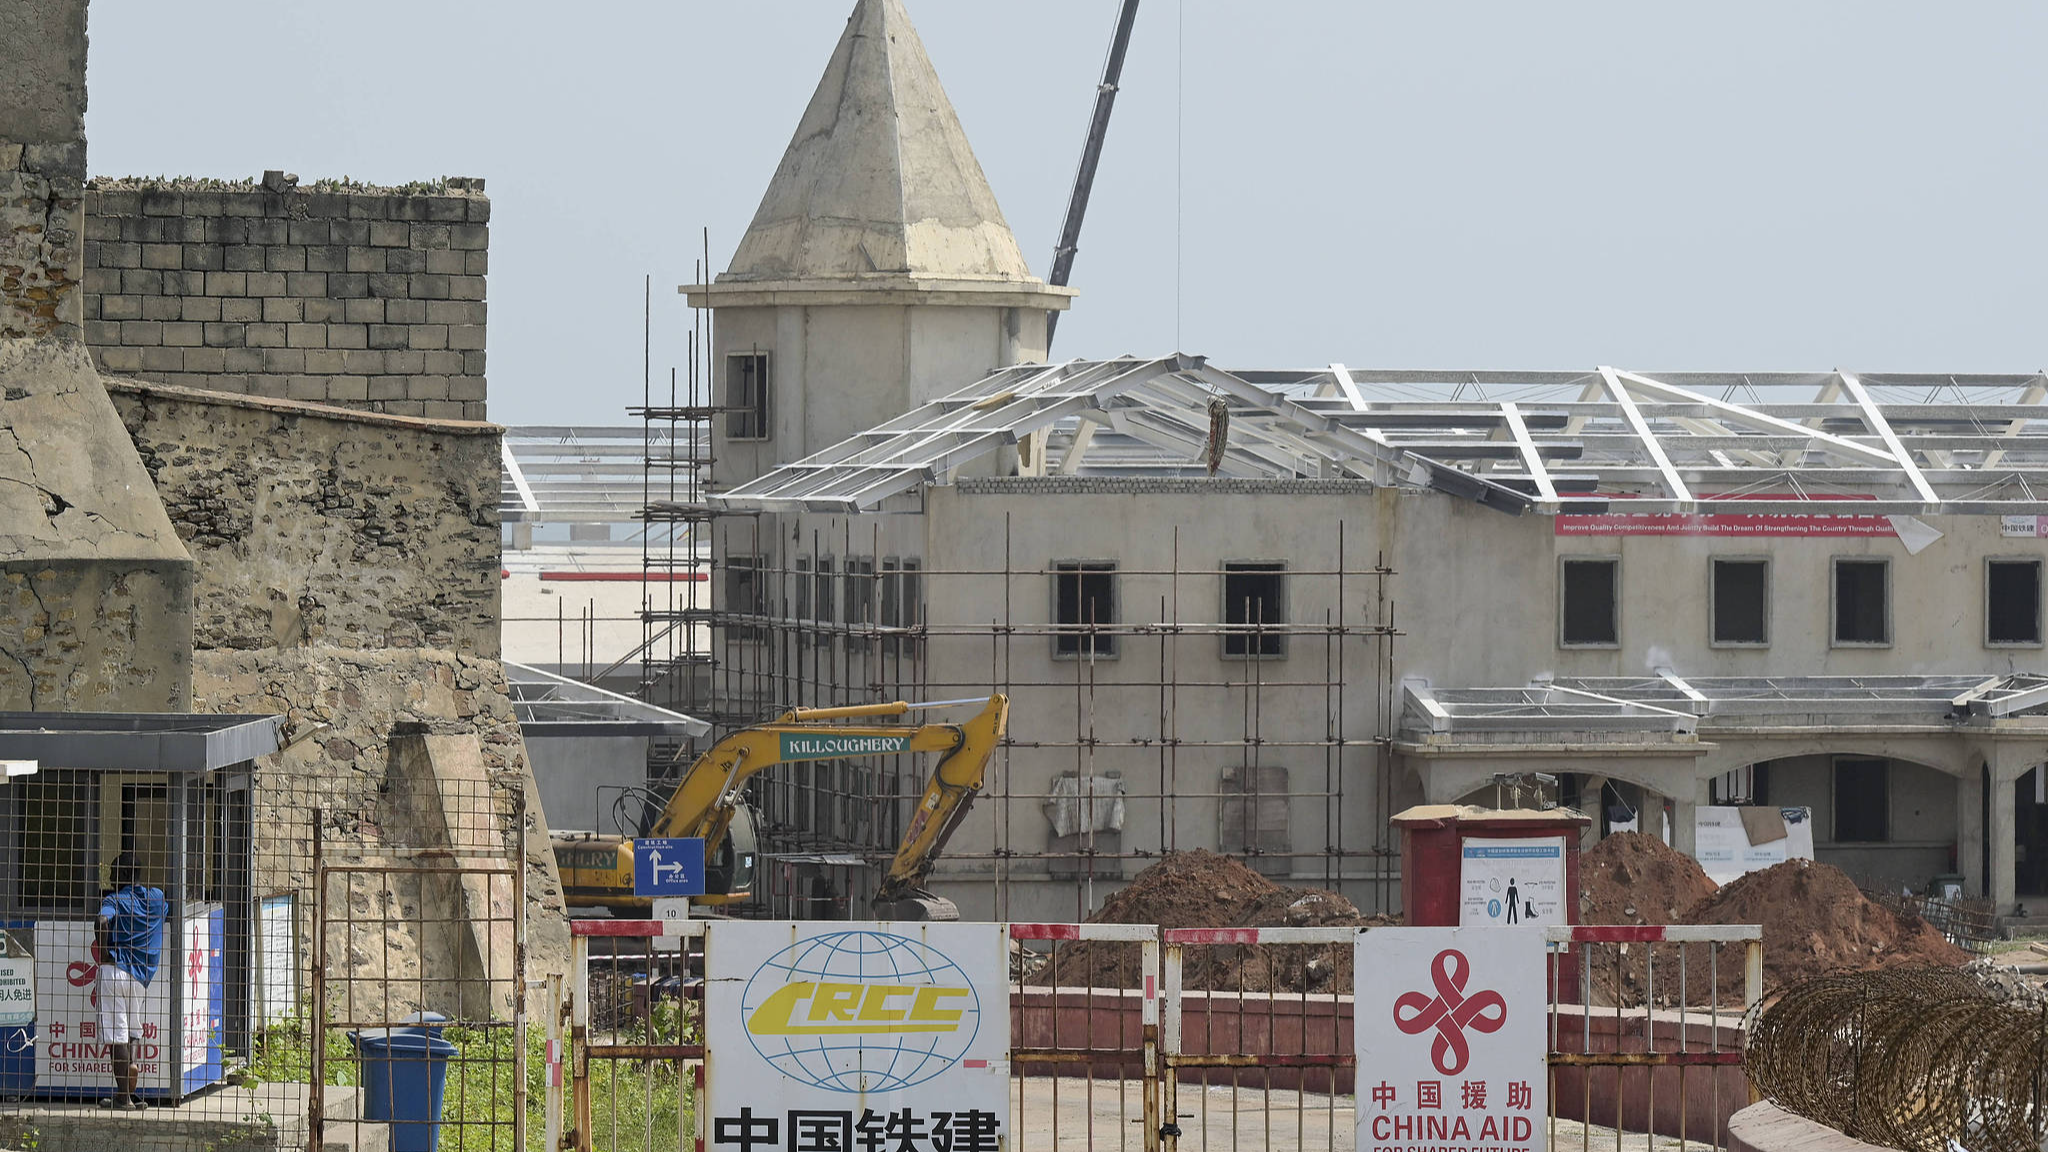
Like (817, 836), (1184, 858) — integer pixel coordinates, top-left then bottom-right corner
(1744, 967), (2048, 1152)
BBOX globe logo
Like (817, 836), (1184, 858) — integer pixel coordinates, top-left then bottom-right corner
(740, 930), (982, 1094)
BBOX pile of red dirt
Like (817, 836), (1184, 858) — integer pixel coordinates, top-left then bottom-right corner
(1027, 850), (1396, 992)
(1581, 832), (1719, 926)
(1579, 833), (1723, 1006)
(1683, 858), (1970, 991)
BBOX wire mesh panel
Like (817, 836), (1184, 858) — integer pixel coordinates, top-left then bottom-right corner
(1543, 925), (1762, 1152)
(559, 919), (703, 1152)
(311, 780), (528, 1152)
(1009, 923), (1161, 1152)
(1160, 928), (1355, 1152)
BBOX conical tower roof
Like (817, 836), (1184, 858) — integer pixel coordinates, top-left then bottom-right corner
(720, 0), (1044, 286)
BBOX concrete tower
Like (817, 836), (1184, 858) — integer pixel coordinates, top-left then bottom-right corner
(685, 0), (1074, 487)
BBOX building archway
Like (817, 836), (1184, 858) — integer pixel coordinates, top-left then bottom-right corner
(1713, 752), (1958, 896)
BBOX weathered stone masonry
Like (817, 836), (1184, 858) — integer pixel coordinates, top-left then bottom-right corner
(81, 179), (490, 420)
(109, 381), (502, 656)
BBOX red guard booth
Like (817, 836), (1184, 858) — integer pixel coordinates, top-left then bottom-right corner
(1392, 804), (1592, 1000)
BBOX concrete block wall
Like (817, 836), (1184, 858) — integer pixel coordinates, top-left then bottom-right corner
(81, 178), (490, 420)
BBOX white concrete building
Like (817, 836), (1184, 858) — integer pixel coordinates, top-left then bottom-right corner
(669, 0), (2048, 924)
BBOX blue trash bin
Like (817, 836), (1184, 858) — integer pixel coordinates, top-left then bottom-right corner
(352, 1029), (460, 1152)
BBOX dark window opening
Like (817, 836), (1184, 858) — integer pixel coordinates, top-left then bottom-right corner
(1833, 758), (1889, 842)
(1561, 559), (1618, 646)
(1223, 562), (1286, 657)
(1834, 559), (1889, 644)
(723, 556), (765, 641)
(1054, 562), (1117, 657)
(725, 352), (770, 440)
(1709, 763), (1772, 805)
(1712, 559), (1768, 645)
(1989, 560), (2042, 645)
(846, 558), (875, 627)
(881, 559), (923, 660)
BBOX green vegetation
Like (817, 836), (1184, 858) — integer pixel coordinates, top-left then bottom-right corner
(239, 1001), (695, 1152)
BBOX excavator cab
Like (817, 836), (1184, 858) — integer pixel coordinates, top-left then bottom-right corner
(700, 804), (759, 903)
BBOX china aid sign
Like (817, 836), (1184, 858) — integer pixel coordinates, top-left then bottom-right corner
(1355, 929), (1547, 1152)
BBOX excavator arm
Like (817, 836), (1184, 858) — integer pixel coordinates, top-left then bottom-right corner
(555, 695), (1008, 918)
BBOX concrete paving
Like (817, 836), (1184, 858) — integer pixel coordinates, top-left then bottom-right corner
(1011, 1078), (1708, 1152)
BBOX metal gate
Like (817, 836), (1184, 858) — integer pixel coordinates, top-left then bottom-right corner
(1009, 922), (1163, 1152)
(311, 849), (528, 1152)
(1161, 927), (1356, 1152)
(1545, 924), (1763, 1152)
(556, 918), (706, 1152)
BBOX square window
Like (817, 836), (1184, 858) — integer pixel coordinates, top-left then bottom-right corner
(1833, 758), (1889, 842)
(722, 555), (765, 642)
(846, 558), (875, 627)
(1053, 561), (1117, 658)
(725, 352), (770, 440)
(1222, 562), (1286, 658)
(1988, 559), (2043, 646)
(1560, 558), (1618, 647)
(1711, 559), (1769, 646)
(1833, 559), (1890, 645)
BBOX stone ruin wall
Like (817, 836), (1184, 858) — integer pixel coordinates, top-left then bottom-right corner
(110, 382), (501, 655)
(82, 179), (490, 421)
(106, 383), (569, 982)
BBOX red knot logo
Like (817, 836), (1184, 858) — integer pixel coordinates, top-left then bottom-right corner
(1392, 948), (1507, 1075)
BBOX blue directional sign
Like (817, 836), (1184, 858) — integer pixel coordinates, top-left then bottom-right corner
(633, 837), (706, 898)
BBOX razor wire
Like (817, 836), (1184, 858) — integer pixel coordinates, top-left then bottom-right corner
(1744, 966), (2048, 1152)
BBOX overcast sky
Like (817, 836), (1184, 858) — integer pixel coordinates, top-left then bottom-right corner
(86, 1), (2048, 425)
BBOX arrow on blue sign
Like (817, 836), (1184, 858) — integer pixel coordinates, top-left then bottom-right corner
(633, 837), (706, 898)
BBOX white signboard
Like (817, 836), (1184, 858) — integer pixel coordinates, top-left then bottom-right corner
(1356, 928), (1547, 1152)
(2003, 515), (2048, 538)
(257, 895), (296, 1025)
(34, 921), (171, 1090)
(1693, 807), (1815, 886)
(0, 929), (34, 1028)
(1458, 837), (1566, 928)
(705, 922), (1008, 1152)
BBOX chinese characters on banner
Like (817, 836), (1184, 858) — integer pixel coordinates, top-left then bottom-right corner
(33, 921), (169, 1090)
(705, 922), (1009, 1152)
(1458, 838), (1565, 928)
(1356, 928), (1547, 1152)
(32, 908), (222, 1094)
(1554, 494), (1895, 538)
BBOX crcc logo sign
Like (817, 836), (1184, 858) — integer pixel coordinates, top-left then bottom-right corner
(740, 930), (981, 1093)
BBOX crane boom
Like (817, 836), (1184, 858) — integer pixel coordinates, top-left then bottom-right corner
(1045, 0), (1143, 351)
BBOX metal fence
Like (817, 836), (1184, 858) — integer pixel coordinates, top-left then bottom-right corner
(556, 920), (1765, 1152)
(1545, 924), (1764, 1152)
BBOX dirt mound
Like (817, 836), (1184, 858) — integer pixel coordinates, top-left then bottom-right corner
(1684, 858), (1970, 990)
(1089, 849), (1281, 926)
(1581, 833), (1718, 926)
(1027, 852), (1395, 992)
(1579, 833), (1722, 1006)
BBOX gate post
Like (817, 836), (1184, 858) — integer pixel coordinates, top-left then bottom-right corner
(1159, 940), (1182, 1152)
(544, 971), (564, 1152)
(1141, 937), (1161, 1152)
(570, 932), (592, 1152)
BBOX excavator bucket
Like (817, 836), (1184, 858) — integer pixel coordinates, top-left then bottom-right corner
(872, 889), (960, 922)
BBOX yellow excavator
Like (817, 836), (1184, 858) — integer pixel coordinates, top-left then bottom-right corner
(552, 694), (1009, 921)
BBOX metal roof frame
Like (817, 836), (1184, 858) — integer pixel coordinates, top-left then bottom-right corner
(1404, 673), (2048, 737)
(505, 662), (711, 737)
(705, 360), (2048, 517)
